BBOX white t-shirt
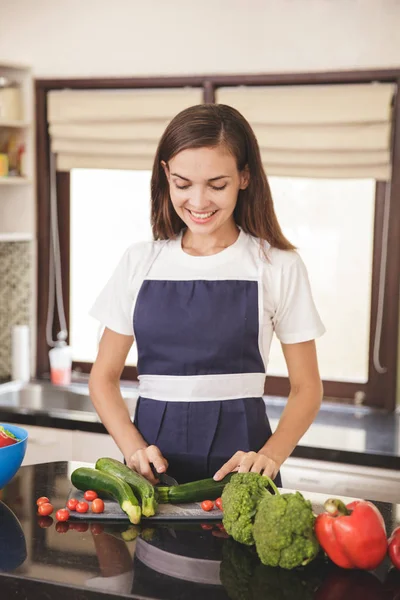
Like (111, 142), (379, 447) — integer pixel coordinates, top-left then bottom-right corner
(90, 229), (325, 401)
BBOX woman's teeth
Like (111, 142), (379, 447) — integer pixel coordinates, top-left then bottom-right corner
(189, 210), (216, 219)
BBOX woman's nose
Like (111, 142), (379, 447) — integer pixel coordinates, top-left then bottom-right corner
(188, 187), (210, 210)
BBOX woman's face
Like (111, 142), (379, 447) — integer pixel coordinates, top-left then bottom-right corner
(163, 145), (249, 236)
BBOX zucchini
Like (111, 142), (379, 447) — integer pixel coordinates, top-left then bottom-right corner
(71, 467), (141, 524)
(95, 457), (158, 517)
(156, 473), (234, 504)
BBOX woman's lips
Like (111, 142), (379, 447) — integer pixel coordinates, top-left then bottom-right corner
(186, 208), (218, 224)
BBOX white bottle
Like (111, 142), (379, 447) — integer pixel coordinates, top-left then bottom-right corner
(11, 325), (30, 383)
(49, 340), (72, 386)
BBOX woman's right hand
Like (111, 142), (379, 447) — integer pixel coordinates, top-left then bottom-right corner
(126, 445), (169, 484)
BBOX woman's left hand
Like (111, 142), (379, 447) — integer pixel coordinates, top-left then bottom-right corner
(213, 450), (279, 481)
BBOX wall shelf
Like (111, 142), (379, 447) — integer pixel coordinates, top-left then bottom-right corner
(0, 119), (31, 128)
(0, 177), (31, 186)
(0, 233), (34, 242)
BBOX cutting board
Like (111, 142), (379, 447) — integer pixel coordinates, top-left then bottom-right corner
(67, 487), (223, 521)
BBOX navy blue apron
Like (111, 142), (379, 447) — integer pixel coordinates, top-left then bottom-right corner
(133, 267), (282, 487)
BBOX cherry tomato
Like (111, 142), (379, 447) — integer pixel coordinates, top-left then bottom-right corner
(90, 523), (104, 535)
(56, 508), (70, 522)
(216, 522), (226, 531)
(67, 498), (78, 511)
(215, 497), (223, 511)
(37, 516), (53, 528)
(36, 496), (50, 506)
(71, 522), (89, 532)
(91, 498), (105, 514)
(38, 502), (53, 516)
(84, 490), (98, 502)
(201, 523), (213, 530)
(201, 500), (214, 512)
(55, 521), (69, 534)
(76, 501), (89, 513)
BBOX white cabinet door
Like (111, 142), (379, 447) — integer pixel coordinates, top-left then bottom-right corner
(22, 425), (73, 465)
(281, 457), (400, 504)
(73, 430), (123, 464)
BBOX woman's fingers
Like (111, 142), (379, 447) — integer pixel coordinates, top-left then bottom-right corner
(214, 450), (279, 481)
(128, 446), (169, 484)
(238, 451), (258, 473)
(213, 451), (245, 481)
(147, 445), (169, 474)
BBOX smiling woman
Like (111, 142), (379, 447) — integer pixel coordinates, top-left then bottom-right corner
(88, 103), (325, 487)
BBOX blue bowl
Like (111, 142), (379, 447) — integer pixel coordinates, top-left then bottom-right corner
(0, 424), (28, 489)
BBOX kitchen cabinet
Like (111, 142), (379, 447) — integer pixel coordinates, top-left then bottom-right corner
(21, 425), (122, 466)
(73, 430), (122, 463)
(22, 425), (74, 466)
(281, 456), (400, 504)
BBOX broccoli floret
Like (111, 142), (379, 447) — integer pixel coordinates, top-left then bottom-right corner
(253, 491), (320, 570)
(220, 538), (326, 600)
(219, 539), (258, 600)
(221, 473), (274, 545)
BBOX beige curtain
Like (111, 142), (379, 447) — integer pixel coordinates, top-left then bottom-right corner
(47, 88), (203, 171)
(216, 83), (395, 179)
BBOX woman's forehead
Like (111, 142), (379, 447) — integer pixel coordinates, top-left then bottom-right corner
(169, 146), (237, 179)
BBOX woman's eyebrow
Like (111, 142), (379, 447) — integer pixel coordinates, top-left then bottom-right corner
(171, 173), (231, 182)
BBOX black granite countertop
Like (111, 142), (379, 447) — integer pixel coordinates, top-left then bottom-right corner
(0, 380), (399, 471)
(1, 461), (400, 600)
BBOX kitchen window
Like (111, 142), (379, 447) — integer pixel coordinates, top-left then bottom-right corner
(36, 71), (400, 410)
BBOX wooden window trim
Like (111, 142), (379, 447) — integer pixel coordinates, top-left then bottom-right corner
(36, 69), (400, 410)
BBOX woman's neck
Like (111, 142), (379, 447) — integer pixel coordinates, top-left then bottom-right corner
(182, 220), (239, 257)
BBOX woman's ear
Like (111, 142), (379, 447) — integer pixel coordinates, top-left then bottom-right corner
(161, 160), (170, 182)
(239, 165), (250, 190)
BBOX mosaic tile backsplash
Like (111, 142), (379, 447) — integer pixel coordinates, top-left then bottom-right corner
(0, 242), (32, 380)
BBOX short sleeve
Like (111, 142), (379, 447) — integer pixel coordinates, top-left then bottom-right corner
(89, 246), (137, 336)
(273, 252), (325, 344)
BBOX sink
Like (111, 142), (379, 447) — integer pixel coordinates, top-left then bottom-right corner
(0, 380), (139, 422)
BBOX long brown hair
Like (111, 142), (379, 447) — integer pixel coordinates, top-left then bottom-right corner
(151, 103), (295, 250)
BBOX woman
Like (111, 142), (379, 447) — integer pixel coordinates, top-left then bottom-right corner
(89, 103), (325, 486)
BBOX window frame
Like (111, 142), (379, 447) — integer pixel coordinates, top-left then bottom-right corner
(35, 70), (400, 410)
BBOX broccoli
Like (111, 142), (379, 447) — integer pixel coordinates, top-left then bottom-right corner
(253, 491), (320, 570)
(220, 538), (327, 600)
(221, 472), (278, 545)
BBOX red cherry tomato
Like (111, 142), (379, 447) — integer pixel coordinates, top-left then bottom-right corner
(36, 496), (50, 506)
(215, 497), (223, 511)
(71, 522), (89, 532)
(55, 521), (69, 534)
(37, 516), (53, 528)
(38, 502), (53, 516)
(90, 523), (104, 535)
(55, 508), (70, 522)
(76, 501), (89, 514)
(84, 490), (98, 502)
(201, 523), (214, 530)
(67, 498), (78, 511)
(91, 498), (105, 514)
(201, 500), (214, 512)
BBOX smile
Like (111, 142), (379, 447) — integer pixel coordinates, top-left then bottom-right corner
(186, 209), (218, 223)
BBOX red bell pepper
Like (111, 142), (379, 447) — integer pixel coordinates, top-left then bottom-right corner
(314, 498), (387, 570)
(315, 568), (385, 600)
(389, 526), (400, 570)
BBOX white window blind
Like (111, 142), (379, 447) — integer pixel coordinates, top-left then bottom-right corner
(47, 88), (204, 171)
(216, 83), (396, 179)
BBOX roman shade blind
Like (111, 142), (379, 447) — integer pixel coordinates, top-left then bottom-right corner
(216, 83), (396, 179)
(47, 87), (203, 171)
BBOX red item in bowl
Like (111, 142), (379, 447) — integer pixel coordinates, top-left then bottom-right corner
(0, 426), (20, 448)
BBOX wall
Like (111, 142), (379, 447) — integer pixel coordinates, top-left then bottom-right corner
(0, 0), (399, 77)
